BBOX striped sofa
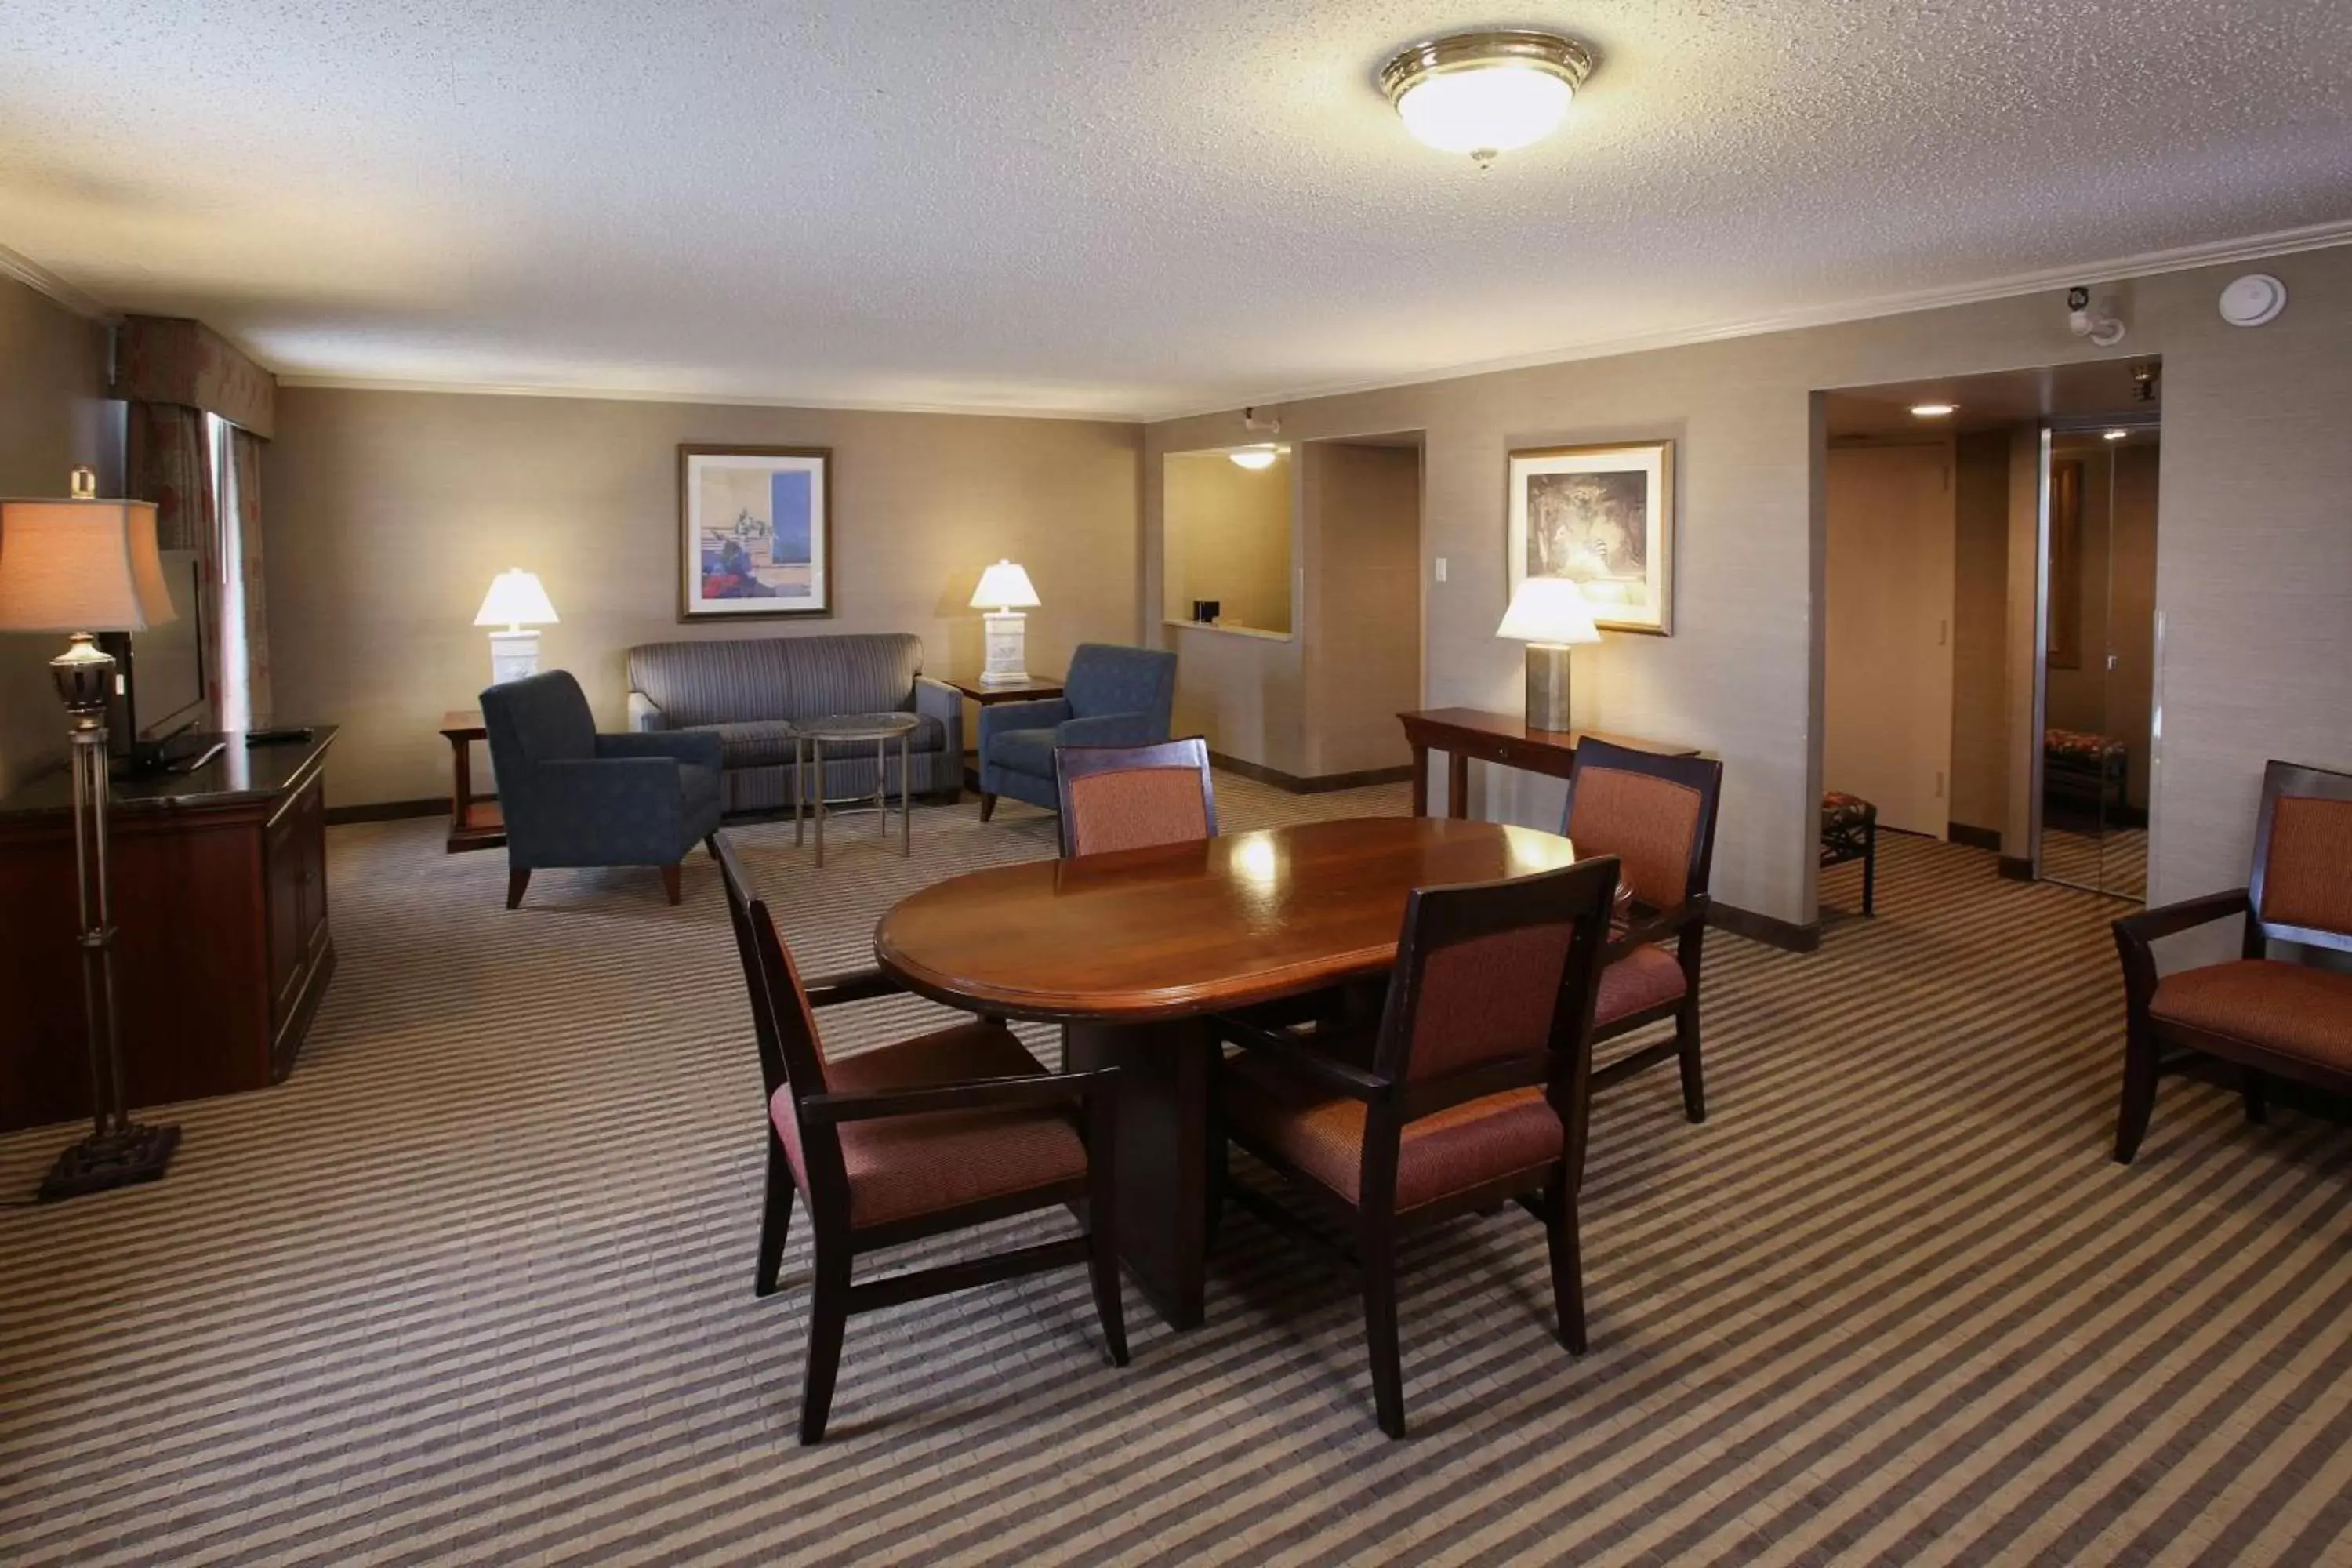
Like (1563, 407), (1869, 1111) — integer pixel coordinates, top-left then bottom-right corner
(625, 633), (962, 813)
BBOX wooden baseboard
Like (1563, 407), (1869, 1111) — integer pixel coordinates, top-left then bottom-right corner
(325, 797), (450, 826)
(1708, 901), (1820, 953)
(1998, 855), (2036, 882)
(1207, 751), (1414, 796)
(1948, 822), (2002, 851)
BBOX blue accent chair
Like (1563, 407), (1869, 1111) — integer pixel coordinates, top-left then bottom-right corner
(978, 644), (1178, 819)
(481, 670), (725, 908)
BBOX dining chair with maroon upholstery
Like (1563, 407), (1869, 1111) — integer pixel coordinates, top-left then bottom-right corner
(1562, 737), (1725, 1122)
(1214, 854), (1621, 1438)
(715, 835), (1128, 1443)
(1052, 736), (1218, 858)
(2113, 759), (2352, 1163)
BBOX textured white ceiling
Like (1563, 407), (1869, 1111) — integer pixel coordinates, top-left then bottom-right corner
(1, 1), (2346, 418)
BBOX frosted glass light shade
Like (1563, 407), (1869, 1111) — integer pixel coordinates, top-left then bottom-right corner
(1229, 446), (1279, 470)
(0, 498), (176, 633)
(1396, 65), (1574, 158)
(474, 569), (559, 630)
(970, 559), (1040, 612)
(1497, 578), (1602, 647)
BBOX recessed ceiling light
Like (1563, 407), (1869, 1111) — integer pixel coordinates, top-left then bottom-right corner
(1229, 445), (1279, 470)
(1909, 403), (1958, 418)
(2103, 429), (2129, 441)
(1381, 31), (1595, 165)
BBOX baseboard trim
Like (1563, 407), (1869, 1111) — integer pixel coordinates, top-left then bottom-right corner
(1708, 901), (1820, 953)
(1208, 751), (1414, 796)
(1948, 822), (2002, 851)
(326, 797), (451, 826)
(1998, 855), (2036, 883)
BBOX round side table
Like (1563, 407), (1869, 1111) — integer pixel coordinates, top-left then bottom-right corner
(795, 713), (920, 866)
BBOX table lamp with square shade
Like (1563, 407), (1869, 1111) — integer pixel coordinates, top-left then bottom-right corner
(0, 466), (183, 1200)
(1496, 577), (1602, 732)
(970, 559), (1041, 686)
(474, 568), (559, 684)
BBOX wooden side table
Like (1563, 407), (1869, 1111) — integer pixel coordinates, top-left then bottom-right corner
(940, 673), (1065, 791)
(1396, 707), (1699, 818)
(439, 710), (504, 853)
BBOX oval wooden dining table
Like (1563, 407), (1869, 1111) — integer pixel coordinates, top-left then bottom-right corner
(873, 815), (1579, 1328)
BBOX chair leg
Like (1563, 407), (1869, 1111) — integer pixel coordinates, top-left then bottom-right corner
(799, 1246), (852, 1445)
(2243, 1067), (2270, 1127)
(1861, 822), (1877, 916)
(754, 1143), (795, 1298)
(706, 834), (720, 861)
(979, 792), (997, 822)
(1083, 1080), (1129, 1367)
(1546, 1181), (1588, 1356)
(1676, 1001), (1708, 1123)
(2114, 1028), (2160, 1164)
(1361, 1221), (1406, 1439)
(506, 868), (530, 909)
(660, 863), (683, 905)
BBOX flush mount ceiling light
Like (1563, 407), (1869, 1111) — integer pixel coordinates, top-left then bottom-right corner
(1380, 30), (1596, 165)
(2103, 429), (2130, 441)
(1909, 403), (1958, 418)
(1229, 445), (1281, 470)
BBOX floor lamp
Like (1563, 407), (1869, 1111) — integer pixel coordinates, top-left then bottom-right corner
(0, 468), (183, 1201)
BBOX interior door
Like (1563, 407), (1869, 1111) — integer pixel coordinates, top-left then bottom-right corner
(1824, 443), (1957, 838)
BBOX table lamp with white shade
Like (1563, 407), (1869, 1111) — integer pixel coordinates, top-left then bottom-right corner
(0, 466), (183, 1200)
(474, 569), (559, 685)
(1496, 576), (1602, 732)
(970, 559), (1041, 686)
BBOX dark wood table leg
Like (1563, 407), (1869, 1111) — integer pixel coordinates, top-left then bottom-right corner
(1062, 1018), (1216, 1330)
(447, 733), (474, 853)
(1446, 749), (1470, 820)
(1410, 743), (1429, 817)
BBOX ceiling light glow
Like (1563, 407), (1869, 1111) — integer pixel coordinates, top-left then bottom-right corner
(1381, 31), (1595, 165)
(1909, 403), (1958, 418)
(1229, 445), (1279, 470)
(2103, 429), (2129, 441)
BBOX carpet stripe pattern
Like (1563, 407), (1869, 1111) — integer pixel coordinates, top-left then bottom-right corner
(2, 776), (2348, 1566)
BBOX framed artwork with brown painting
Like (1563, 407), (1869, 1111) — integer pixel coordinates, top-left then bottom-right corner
(677, 445), (833, 621)
(1507, 440), (1675, 634)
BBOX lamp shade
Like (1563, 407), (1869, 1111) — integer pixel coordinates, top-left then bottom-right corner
(1496, 577), (1602, 647)
(0, 498), (176, 634)
(473, 569), (559, 629)
(969, 559), (1040, 611)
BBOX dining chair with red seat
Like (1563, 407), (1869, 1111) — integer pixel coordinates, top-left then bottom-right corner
(1563, 736), (1725, 1122)
(2113, 759), (2352, 1163)
(1214, 854), (1622, 1438)
(1052, 736), (1218, 858)
(714, 834), (1129, 1443)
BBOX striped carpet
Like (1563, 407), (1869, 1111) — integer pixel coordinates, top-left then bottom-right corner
(3, 775), (2350, 1566)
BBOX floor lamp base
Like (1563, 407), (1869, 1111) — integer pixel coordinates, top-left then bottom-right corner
(40, 1121), (181, 1203)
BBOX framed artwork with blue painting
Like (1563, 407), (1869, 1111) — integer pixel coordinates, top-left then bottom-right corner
(677, 445), (833, 620)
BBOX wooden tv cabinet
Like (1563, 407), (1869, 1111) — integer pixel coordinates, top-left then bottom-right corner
(0, 727), (337, 1134)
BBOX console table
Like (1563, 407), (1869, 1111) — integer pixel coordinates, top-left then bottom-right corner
(1397, 707), (1697, 818)
(0, 728), (338, 1132)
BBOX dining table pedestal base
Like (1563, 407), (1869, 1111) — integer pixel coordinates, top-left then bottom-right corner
(1063, 1017), (1218, 1330)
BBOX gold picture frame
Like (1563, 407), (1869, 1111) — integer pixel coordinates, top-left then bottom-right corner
(1506, 440), (1675, 634)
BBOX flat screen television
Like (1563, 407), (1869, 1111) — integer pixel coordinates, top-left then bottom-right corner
(101, 548), (211, 772)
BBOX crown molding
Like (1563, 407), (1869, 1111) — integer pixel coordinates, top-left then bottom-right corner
(1142, 219), (2352, 423)
(0, 241), (115, 322)
(273, 373), (1141, 423)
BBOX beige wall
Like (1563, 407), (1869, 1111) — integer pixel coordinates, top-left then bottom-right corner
(0, 278), (120, 798)
(265, 387), (1142, 804)
(1950, 430), (2012, 836)
(1161, 449), (1292, 634)
(1148, 245), (2352, 931)
(1301, 441), (1421, 777)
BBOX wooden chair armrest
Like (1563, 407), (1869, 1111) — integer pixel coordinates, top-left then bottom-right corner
(800, 1068), (1114, 1123)
(2112, 888), (2251, 1011)
(802, 967), (906, 1008)
(1214, 1015), (1392, 1102)
(1608, 895), (1708, 963)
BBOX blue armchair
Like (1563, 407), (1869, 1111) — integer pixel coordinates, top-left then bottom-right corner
(480, 670), (725, 908)
(978, 643), (1178, 818)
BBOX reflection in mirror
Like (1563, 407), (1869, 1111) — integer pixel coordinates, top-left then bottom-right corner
(1163, 448), (1294, 636)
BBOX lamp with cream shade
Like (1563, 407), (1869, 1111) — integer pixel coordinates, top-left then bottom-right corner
(970, 559), (1041, 686)
(474, 569), (560, 685)
(0, 466), (183, 1200)
(1496, 576), (1602, 732)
